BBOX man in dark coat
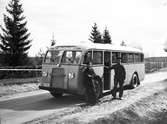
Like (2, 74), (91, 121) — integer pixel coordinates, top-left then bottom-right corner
(82, 52), (97, 104)
(109, 58), (126, 100)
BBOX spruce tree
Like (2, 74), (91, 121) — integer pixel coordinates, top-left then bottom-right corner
(103, 27), (112, 44)
(0, 0), (31, 66)
(89, 23), (102, 43)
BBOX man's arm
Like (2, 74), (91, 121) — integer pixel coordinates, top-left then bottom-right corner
(105, 64), (115, 70)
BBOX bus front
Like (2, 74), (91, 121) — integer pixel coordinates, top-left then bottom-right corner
(39, 47), (83, 97)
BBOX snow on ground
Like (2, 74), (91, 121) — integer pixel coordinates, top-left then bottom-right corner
(47, 79), (167, 124)
(24, 70), (167, 124)
(0, 78), (40, 97)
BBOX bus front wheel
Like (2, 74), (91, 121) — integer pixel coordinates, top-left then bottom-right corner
(50, 92), (63, 97)
(84, 77), (102, 104)
(93, 77), (102, 98)
(131, 74), (139, 89)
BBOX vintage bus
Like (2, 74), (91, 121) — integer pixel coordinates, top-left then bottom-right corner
(39, 42), (145, 101)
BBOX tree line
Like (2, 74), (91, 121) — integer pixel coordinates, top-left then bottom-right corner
(89, 23), (112, 44)
(0, 0), (113, 66)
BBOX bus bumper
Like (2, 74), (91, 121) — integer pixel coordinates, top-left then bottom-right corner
(39, 86), (66, 93)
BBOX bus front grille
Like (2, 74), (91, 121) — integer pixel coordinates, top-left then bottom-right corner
(51, 68), (65, 88)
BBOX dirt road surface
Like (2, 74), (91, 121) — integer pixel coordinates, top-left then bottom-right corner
(0, 70), (167, 124)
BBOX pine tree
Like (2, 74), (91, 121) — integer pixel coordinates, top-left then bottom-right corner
(0, 0), (31, 66)
(89, 23), (102, 43)
(103, 27), (112, 44)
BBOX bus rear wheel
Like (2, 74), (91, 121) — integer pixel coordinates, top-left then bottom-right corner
(50, 92), (63, 97)
(131, 74), (139, 89)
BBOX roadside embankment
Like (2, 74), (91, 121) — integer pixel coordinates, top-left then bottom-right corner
(46, 85), (167, 124)
(22, 75), (167, 124)
(92, 90), (167, 124)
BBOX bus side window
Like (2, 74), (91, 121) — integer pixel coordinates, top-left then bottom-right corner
(112, 52), (120, 63)
(140, 53), (144, 62)
(93, 51), (103, 65)
(121, 53), (128, 63)
(75, 52), (82, 64)
(128, 53), (134, 63)
(134, 53), (139, 63)
(83, 51), (92, 64)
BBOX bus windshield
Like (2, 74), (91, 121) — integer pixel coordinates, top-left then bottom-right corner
(61, 51), (82, 64)
(44, 50), (63, 64)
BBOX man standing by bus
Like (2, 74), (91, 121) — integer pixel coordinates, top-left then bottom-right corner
(83, 52), (97, 104)
(109, 58), (126, 100)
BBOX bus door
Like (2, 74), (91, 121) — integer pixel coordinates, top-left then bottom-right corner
(92, 51), (104, 78)
(104, 51), (111, 90)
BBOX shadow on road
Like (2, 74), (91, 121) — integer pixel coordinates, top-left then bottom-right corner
(0, 85), (132, 111)
(0, 93), (84, 111)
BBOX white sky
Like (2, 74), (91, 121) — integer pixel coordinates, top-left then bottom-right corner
(1, 0), (167, 57)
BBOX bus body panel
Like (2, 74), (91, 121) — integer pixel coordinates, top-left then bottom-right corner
(137, 63), (145, 81)
(41, 64), (58, 87)
(123, 63), (145, 85)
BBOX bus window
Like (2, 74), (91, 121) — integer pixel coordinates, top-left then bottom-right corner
(61, 51), (82, 64)
(134, 54), (138, 63)
(112, 52), (120, 63)
(83, 51), (92, 65)
(140, 54), (144, 62)
(93, 51), (103, 65)
(121, 53), (128, 63)
(128, 53), (134, 63)
(44, 50), (63, 64)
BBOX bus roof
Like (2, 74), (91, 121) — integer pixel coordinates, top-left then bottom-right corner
(50, 42), (143, 53)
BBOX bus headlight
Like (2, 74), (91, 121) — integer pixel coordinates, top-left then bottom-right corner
(68, 72), (75, 80)
(42, 72), (48, 77)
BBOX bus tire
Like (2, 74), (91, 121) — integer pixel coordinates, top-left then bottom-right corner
(84, 77), (102, 104)
(94, 76), (102, 98)
(130, 74), (139, 89)
(50, 92), (63, 97)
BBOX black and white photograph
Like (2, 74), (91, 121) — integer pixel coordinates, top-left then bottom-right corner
(0, 0), (167, 123)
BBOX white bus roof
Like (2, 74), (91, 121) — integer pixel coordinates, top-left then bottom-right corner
(50, 42), (143, 53)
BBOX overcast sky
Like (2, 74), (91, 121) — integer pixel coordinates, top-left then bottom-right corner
(1, 0), (167, 57)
